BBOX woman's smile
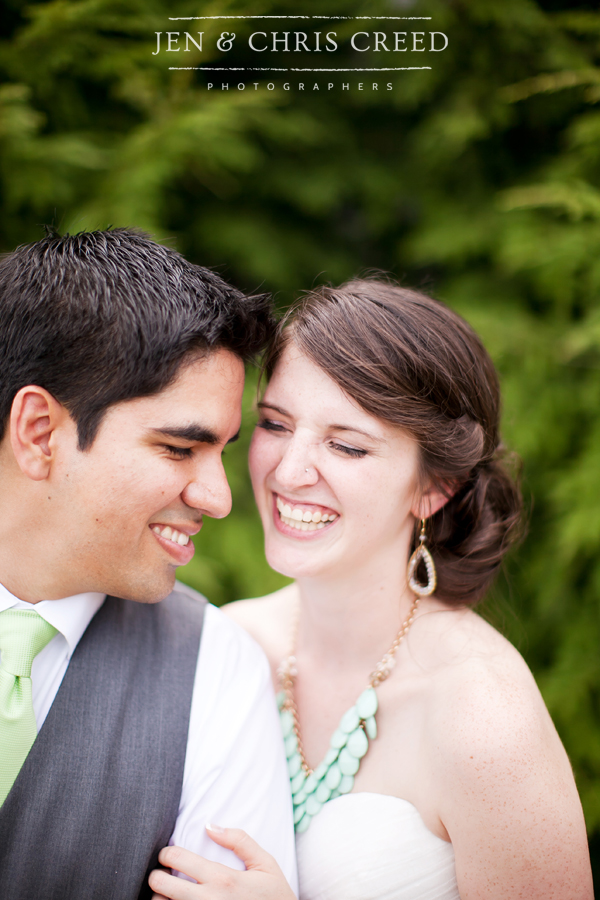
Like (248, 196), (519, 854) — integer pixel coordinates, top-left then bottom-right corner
(273, 493), (340, 536)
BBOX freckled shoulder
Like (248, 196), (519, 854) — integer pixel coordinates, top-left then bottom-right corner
(397, 607), (564, 790)
(405, 604), (523, 676)
(413, 611), (576, 822)
(221, 583), (299, 678)
(414, 612), (592, 897)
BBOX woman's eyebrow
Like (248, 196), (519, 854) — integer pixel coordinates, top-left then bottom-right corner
(330, 424), (386, 443)
(257, 401), (289, 416)
(257, 403), (385, 443)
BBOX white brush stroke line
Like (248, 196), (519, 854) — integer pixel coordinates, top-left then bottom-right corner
(169, 67), (432, 72)
(168, 16), (432, 20)
(169, 67), (290, 71)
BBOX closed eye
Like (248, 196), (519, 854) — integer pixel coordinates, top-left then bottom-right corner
(329, 441), (367, 458)
(164, 445), (194, 459)
(257, 418), (288, 433)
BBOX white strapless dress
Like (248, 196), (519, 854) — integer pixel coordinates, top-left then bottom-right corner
(296, 793), (460, 900)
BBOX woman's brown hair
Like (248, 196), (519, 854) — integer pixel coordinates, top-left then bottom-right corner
(265, 279), (522, 607)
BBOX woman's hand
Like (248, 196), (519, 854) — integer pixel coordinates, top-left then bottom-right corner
(148, 824), (297, 900)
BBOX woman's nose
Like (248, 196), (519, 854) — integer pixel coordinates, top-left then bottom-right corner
(275, 437), (318, 489)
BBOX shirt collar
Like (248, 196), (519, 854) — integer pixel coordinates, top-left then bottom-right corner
(0, 582), (105, 655)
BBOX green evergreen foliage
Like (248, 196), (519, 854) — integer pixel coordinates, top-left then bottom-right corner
(2, 0), (600, 846)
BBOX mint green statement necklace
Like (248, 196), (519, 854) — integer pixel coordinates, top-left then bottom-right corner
(277, 594), (420, 833)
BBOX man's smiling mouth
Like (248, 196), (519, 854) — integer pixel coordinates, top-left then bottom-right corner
(150, 525), (191, 546)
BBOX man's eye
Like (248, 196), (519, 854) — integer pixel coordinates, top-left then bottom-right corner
(258, 419), (287, 433)
(330, 442), (367, 458)
(165, 445), (193, 458)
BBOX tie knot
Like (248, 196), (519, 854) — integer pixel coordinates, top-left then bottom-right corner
(0, 610), (58, 677)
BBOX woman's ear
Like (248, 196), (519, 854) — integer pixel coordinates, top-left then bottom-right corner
(411, 480), (458, 521)
(9, 386), (69, 481)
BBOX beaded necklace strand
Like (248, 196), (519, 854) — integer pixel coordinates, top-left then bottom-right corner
(276, 594), (420, 833)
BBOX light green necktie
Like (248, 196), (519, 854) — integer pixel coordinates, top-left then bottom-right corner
(0, 609), (58, 805)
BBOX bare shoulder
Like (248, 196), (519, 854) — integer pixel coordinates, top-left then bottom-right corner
(221, 583), (299, 678)
(410, 607), (563, 762)
(410, 608), (591, 897)
(405, 605), (577, 808)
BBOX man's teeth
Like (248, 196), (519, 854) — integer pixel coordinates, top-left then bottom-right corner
(275, 497), (338, 531)
(151, 525), (190, 546)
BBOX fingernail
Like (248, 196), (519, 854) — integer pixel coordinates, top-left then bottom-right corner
(206, 823), (225, 834)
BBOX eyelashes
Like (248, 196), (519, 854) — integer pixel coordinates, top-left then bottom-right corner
(257, 419), (287, 433)
(164, 445), (194, 459)
(329, 443), (367, 458)
(163, 445), (228, 460)
(257, 419), (367, 458)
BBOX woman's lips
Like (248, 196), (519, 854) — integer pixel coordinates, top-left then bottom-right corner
(272, 493), (339, 538)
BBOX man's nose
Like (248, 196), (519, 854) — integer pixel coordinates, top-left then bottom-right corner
(181, 456), (232, 519)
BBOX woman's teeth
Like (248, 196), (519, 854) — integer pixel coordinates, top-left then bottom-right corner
(276, 497), (338, 531)
(151, 525), (190, 546)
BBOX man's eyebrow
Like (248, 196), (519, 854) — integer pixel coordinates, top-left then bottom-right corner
(150, 426), (241, 446)
(148, 426), (220, 445)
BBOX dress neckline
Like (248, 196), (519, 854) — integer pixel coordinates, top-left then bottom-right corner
(303, 791), (452, 845)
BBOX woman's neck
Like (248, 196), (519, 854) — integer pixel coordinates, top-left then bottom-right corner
(293, 564), (419, 675)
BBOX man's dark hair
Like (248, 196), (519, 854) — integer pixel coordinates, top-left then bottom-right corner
(0, 228), (274, 449)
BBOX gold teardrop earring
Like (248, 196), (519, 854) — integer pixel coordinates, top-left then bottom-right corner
(407, 519), (437, 596)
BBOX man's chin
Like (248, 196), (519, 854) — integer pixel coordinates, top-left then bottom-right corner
(107, 568), (177, 604)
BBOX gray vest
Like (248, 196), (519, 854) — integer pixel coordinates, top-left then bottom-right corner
(0, 588), (206, 900)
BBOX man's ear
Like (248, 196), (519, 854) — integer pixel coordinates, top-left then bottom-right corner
(9, 386), (69, 481)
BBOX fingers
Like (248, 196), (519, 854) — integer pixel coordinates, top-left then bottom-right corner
(205, 824), (279, 874)
(148, 868), (200, 900)
(150, 839), (295, 900)
(157, 845), (218, 883)
(150, 848), (243, 899)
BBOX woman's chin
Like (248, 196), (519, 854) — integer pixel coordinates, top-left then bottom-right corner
(264, 541), (334, 581)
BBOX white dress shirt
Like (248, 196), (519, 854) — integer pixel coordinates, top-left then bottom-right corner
(0, 581), (298, 894)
